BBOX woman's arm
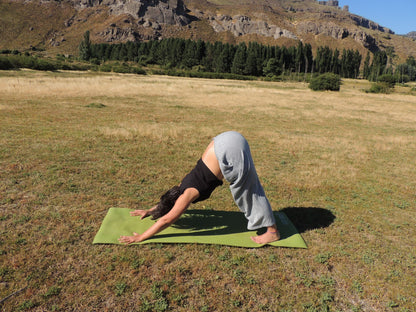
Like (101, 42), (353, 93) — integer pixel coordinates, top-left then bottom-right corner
(118, 188), (199, 244)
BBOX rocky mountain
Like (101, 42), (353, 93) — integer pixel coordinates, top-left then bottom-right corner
(406, 32), (416, 40)
(1, 0), (415, 61)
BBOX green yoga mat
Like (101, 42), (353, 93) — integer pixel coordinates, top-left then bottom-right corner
(93, 208), (307, 248)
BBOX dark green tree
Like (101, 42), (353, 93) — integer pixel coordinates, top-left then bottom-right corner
(263, 58), (282, 77)
(118, 44), (128, 61)
(173, 39), (185, 66)
(369, 51), (388, 81)
(79, 31), (92, 61)
(331, 48), (340, 74)
(246, 42), (262, 76)
(353, 50), (362, 78)
(214, 43), (233, 73)
(148, 40), (161, 64)
(304, 43), (313, 74)
(157, 39), (170, 66)
(340, 49), (361, 78)
(295, 41), (304, 74)
(385, 46), (397, 71)
(315, 46), (332, 74)
(286, 46), (296, 73)
(126, 41), (137, 61)
(103, 44), (113, 61)
(279, 46), (287, 73)
(97, 44), (107, 61)
(395, 62), (416, 82)
(231, 43), (247, 75)
(340, 49), (349, 78)
(406, 55), (416, 67)
(201, 42), (214, 71)
(195, 39), (206, 64)
(363, 52), (371, 79)
(182, 39), (198, 69)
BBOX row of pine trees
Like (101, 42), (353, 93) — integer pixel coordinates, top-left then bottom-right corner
(81, 33), (362, 79)
(80, 31), (416, 82)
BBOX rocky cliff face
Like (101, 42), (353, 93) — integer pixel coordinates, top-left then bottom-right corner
(208, 15), (297, 40)
(296, 21), (377, 50)
(349, 15), (393, 34)
(74, 0), (190, 26)
(71, 0), (385, 50)
(4, 0), (414, 58)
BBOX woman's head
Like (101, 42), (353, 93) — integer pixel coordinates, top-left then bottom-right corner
(149, 186), (181, 220)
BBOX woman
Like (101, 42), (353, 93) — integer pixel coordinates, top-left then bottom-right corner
(119, 131), (280, 245)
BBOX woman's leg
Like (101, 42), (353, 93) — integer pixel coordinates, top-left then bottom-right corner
(214, 131), (279, 243)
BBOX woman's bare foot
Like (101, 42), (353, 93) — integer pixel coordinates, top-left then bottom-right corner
(250, 225), (280, 244)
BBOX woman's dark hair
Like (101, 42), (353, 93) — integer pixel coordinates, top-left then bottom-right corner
(149, 186), (181, 220)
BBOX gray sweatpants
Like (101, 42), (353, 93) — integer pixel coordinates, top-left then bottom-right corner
(214, 131), (276, 230)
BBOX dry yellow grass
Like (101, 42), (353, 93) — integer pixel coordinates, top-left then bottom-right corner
(1, 70), (415, 311)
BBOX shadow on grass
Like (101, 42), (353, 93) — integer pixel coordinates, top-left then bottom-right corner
(279, 207), (336, 234)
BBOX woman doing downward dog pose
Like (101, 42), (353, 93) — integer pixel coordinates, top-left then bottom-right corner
(119, 131), (280, 245)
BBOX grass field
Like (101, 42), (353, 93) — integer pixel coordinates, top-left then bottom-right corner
(1, 70), (415, 311)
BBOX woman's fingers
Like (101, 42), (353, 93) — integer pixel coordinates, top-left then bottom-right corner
(118, 236), (127, 244)
(118, 233), (141, 245)
(130, 210), (142, 216)
(130, 210), (150, 218)
(118, 235), (134, 244)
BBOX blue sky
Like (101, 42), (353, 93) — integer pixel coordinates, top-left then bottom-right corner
(339, 0), (415, 34)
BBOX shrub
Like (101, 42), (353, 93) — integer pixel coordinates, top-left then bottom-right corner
(365, 82), (392, 94)
(399, 75), (410, 83)
(16, 55), (36, 69)
(365, 74), (396, 94)
(2, 54), (31, 69)
(32, 58), (58, 71)
(377, 74), (396, 88)
(130, 66), (146, 75)
(111, 65), (131, 74)
(309, 73), (341, 91)
(0, 56), (14, 70)
(99, 64), (113, 72)
(162, 69), (255, 81)
(1, 54), (60, 71)
(89, 58), (101, 65)
(111, 65), (146, 75)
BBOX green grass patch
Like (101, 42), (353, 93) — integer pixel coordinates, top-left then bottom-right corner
(0, 71), (415, 311)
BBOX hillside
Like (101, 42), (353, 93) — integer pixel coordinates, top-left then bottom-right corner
(1, 0), (415, 62)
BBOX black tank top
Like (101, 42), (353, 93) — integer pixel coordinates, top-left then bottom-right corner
(180, 159), (223, 203)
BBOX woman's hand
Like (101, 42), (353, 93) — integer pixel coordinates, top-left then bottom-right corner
(118, 233), (142, 245)
(130, 209), (151, 219)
